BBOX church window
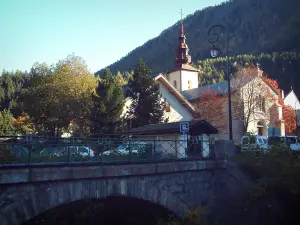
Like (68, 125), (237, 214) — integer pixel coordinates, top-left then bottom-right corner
(173, 80), (177, 88)
(256, 95), (266, 112)
(262, 97), (266, 112)
(165, 103), (171, 112)
(188, 80), (192, 89)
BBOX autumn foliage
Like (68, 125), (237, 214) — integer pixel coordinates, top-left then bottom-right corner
(263, 74), (297, 134)
(13, 112), (35, 134)
(195, 87), (227, 132)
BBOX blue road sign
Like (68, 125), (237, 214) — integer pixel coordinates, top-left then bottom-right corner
(180, 122), (189, 133)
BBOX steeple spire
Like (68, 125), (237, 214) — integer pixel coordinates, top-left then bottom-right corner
(175, 12), (191, 66)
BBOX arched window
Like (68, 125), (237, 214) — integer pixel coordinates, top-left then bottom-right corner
(173, 80), (177, 88)
(256, 95), (266, 112)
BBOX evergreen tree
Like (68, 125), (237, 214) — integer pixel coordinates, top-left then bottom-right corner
(0, 109), (16, 135)
(90, 69), (124, 135)
(126, 59), (166, 128)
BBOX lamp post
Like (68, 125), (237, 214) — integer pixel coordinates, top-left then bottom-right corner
(207, 25), (233, 141)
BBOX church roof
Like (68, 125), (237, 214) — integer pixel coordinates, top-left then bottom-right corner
(181, 81), (229, 101)
(181, 74), (279, 102)
(168, 64), (199, 73)
(129, 119), (218, 136)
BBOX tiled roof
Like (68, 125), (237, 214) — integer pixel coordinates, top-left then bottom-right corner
(168, 64), (199, 73)
(181, 81), (229, 101)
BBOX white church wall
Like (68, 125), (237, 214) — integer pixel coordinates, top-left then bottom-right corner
(168, 70), (181, 91)
(180, 70), (198, 91)
(121, 91), (191, 123)
(158, 82), (194, 121)
(164, 104), (184, 122)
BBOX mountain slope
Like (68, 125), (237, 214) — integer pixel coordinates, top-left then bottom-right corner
(96, 0), (300, 75)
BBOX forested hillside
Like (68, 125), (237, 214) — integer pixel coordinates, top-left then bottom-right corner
(96, 0), (300, 95)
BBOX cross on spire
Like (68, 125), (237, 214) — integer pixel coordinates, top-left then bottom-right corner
(179, 9), (184, 21)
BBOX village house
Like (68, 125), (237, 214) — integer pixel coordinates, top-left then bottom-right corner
(122, 21), (286, 144)
(283, 88), (300, 135)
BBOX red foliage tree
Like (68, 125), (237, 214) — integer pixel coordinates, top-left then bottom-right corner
(195, 87), (227, 132)
(263, 73), (297, 134)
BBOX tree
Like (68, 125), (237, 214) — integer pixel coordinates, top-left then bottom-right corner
(230, 65), (277, 132)
(90, 69), (124, 135)
(263, 74), (297, 134)
(234, 146), (300, 225)
(126, 59), (166, 128)
(0, 110), (16, 135)
(20, 55), (97, 135)
(53, 55), (98, 134)
(194, 87), (227, 132)
(283, 105), (297, 134)
(13, 112), (34, 134)
(0, 70), (30, 117)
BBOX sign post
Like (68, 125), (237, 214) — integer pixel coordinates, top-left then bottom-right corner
(180, 122), (189, 141)
(180, 122), (189, 135)
(179, 122), (189, 158)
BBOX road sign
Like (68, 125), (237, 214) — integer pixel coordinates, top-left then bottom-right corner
(180, 122), (189, 133)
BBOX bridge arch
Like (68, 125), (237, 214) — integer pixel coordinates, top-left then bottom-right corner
(0, 178), (189, 225)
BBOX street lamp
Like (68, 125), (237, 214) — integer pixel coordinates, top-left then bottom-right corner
(210, 45), (219, 58)
(207, 25), (233, 141)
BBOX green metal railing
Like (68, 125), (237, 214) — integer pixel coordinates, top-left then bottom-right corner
(0, 136), (215, 166)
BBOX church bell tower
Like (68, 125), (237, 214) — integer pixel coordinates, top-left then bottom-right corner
(168, 11), (199, 92)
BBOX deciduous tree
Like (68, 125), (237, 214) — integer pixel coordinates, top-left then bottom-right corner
(194, 87), (227, 132)
(20, 55), (97, 136)
(263, 74), (297, 134)
(13, 112), (34, 134)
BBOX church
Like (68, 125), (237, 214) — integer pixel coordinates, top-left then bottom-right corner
(122, 21), (285, 144)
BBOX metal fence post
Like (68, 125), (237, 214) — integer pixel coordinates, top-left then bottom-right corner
(153, 140), (156, 161)
(28, 144), (31, 165)
(67, 146), (70, 164)
(128, 140), (132, 162)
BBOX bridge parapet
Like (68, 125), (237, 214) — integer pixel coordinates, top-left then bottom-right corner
(0, 160), (226, 185)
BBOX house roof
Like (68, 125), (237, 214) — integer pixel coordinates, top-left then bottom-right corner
(154, 74), (195, 114)
(168, 64), (199, 73)
(129, 119), (218, 136)
(284, 89), (300, 101)
(181, 75), (279, 102)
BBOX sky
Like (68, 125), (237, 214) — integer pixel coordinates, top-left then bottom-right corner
(0, 0), (224, 73)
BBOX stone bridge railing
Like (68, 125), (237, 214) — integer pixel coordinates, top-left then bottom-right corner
(0, 160), (226, 185)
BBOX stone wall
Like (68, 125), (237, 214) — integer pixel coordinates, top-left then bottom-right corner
(0, 160), (251, 225)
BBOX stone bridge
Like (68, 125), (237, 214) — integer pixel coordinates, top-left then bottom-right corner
(0, 160), (251, 225)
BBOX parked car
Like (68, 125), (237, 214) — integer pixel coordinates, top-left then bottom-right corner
(241, 135), (269, 151)
(10, 146), (30, 157)
(267, 136), (300, 151)
(102, 141), (149, 156)
(40, 146), (96, 157)
(282, 136), (300, 151)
